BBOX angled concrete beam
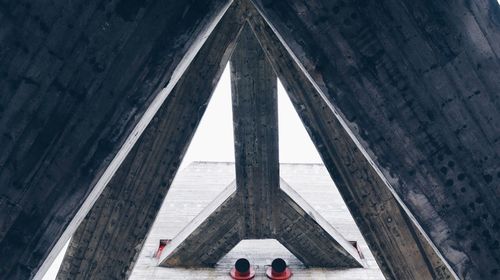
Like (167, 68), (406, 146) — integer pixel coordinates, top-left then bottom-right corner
(247, 8), (453, 279)
(161, 178), (363, 268)
(161, 183), (244, 267)
(250, 0), (500, 278)
(278, 180), (364, 268)
(0, 1), (232, 278)
(56, 5), (246, 280)
(160, 26), (362, 269)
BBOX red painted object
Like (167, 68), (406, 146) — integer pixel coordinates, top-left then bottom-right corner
(155, 239), (171, 259)
(266, 258), (292, 279)
(230, 258), (255, 279)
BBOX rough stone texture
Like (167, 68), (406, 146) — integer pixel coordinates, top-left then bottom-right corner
(159, 27), (361, 269)
(251, 0), (500, 279)
(130, 162), (385, 280)
(56, 4), (246, 280)
(0, 0), (231, 278)
(247, 9), (453, 279)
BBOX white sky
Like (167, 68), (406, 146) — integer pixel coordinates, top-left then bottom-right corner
(42, 63), (322, 280)
(180, 64), (322, 169)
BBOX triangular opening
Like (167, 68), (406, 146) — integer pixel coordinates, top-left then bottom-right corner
(122, 17), (386, 273)
(277, 78), (322, 164)
(179, 63), (234, 170)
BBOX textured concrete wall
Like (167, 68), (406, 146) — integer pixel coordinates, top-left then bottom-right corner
(56, 4), (245, 279)
(247, 9), (452, 279)
(0, 0), (230, 278)
(1, 0), (499, 278)
(251, 0), (500, 279)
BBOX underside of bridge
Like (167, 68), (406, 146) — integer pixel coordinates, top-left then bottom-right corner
(0, 0), (499, 279)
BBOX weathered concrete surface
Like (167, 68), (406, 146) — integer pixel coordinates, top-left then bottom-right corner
(2, 0), (499, 278)
(251, 0), (500, 279)
(158, 182), (244, 267)
(0, 0), (231, 278)
(159, 178), (362, 268)
(230, 25), (280, 238)
(247, 8), (453, 279)
(130, 162), (385, 280)
(277, 180), (364, 268)
(56, 4), (246, 280)
(160, 27), (361, 268)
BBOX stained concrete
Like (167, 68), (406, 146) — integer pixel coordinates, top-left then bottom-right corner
(0, 1), (231, 278)
(1, 0), (499, 279)
(251, 0), (500, 278)
(56, 4), (246, 280)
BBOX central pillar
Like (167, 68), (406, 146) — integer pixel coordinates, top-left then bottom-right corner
(231, 26), (279, 238)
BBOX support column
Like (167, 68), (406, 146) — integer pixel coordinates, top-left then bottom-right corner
(230, 24), (280, 238)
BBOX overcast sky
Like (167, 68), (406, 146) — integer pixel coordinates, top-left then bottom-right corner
(180, 65), (322, 168)
(42, 64), (322, 280)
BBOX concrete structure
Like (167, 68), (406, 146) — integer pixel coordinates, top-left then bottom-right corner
(246, 7), (453, 279)
(56, 5), (246, 279)
(159, 27), (361, 269)
(130, 162), (385, 280)
(0, 1), (233, 278)
(0, 0), (499, 279)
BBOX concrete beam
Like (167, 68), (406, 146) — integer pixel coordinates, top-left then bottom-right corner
(247, 8), (453, 279)
(230, 25), (280, 238)
(56, 5), (246, 279)
(0, 1), (232, 278)
(160, 183), (244, 267)
(250, 0), (500, 279)
(160, 26), (362, 269)
(278, 180), (364, 268)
